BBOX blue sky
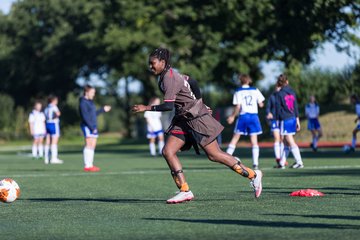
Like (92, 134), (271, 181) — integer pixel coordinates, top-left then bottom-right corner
(1, 0), (359, 87)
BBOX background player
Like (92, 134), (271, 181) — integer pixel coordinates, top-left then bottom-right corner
(266, 85), (287, 167)
(348, 94), (360, 152)
(144, 97), (165, 156)
(28, 101), (46, 160)
(275, 74), (304, 169)
(44, 95), (63, 164)
(226, 74), (265, 170)
(305, 95), (322, 151)
(132, 48), (262, 204)
(79, 85), (111, 172)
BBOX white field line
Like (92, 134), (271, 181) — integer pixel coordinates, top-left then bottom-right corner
(2, 165), (360, 178)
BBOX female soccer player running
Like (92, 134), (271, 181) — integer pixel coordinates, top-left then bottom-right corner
(132, 48), (262, 204)
(79, 85), (111, 172)
(305, 95), (322, 152)
(226, 74), (265, 169)
(144, 97), (165, 156)
(44, 95), (63, 164)
(28, 101), (46, 159)
(275, 74), (304, 169)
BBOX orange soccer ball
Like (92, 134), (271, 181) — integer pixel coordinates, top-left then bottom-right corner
(0, 178), (21, 203)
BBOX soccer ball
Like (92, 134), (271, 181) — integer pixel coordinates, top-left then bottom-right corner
(0, 178), (21, 203)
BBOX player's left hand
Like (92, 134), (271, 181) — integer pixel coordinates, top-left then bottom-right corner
(296, 123), (301, 132)
(132, 104), (148, 113)
(205, 105), (213, 114)
(104, 105), (111, 112)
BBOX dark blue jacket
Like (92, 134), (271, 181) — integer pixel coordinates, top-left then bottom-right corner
(266, 92), (276, 116)
(79, 97), (104, 132)
(275, 86), (299, 120)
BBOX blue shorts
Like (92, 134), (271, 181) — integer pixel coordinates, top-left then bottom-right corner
(147, 130), (164, 139)
(270, 119), (280, 132)
(234, 114), (262, 136)
(46, 123), (60, 137)
(280, 118), (297, 135)
(81, 125), (99, 138)
(307, 118), (321, 130)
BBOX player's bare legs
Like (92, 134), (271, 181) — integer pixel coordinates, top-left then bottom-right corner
(162, 135), (194, 203)
(226, 133), (241, 155)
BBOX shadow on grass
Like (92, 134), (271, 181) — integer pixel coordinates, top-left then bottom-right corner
(143, 217), (360, 229)
(264, 213), (360, 221)
(22, 197), (164, 203)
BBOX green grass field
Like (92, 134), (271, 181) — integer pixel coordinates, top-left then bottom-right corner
(1, 141), (360, 240)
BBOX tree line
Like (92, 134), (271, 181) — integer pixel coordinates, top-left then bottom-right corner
(0, 0), (359, 139)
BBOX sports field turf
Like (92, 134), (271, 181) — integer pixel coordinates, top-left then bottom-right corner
(1, 142), (360, 240)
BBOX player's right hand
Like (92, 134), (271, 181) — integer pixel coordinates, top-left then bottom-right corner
(104, 105), (111, 112)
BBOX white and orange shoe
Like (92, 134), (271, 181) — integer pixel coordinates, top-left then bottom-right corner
(166, 191), (194, 204)
(84, 166), (100, 172)
(250, 170), (263, 198)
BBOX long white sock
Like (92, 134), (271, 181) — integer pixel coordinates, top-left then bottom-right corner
(158, 140), (165, 155)
(149, 142), (156, 156)
(83, 147), (94, 168)
(352, 136), (356, 148)
(38, 144), (44, 157)
(313, 136), (318, 148)
(226, 144), (236, 155)
(291, 145), (303, 165)
(51, 144), (58, 160)
(274, 142), (281, 160)
(280, 144), (290, 166)
(32, 144), (37, 158)
(252, 145), (259, 167)
(44, 145), (50, 161)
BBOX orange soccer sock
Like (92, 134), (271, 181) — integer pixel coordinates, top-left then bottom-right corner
(232, 163), (256, 179)
(180, 182), (190, 192)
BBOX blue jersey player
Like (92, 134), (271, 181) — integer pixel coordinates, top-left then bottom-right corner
(266, 85), (289, 167)
(275, 74), (303, 169)
(79, 85), (111, 172)
(44, 95), (63, 164)
(226, 74), (265, 170)
(305, 95), (322, 151)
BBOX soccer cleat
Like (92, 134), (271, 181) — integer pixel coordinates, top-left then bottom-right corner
(84, 166), (100, 172)
(290, 163), (304, 169)
(166, 191), (194, 204)
(253, 165), (259, 170)
(274, 164), (285, 169)
(250, 170), (263, 198)
(44, 158), (49, 164)
(50, 159), (64, 164)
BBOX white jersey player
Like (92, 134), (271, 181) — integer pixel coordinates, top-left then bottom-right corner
(226, 74), (265, 169)
(28, 101), (46, 159)
(44, 95), (63, 164)
(144, 97), (164, 156)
